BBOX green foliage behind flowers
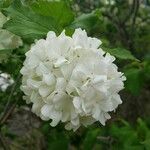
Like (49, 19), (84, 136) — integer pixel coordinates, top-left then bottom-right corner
(40, 118), (150, 150)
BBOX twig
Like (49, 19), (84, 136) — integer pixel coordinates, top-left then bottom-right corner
(131, 0), (140, 29)
(0, 74), (21, 124)
(123, 0), (136, 23)
(97, 136), (111, 141)
(0, 74), (21, 150)
(0, 103), (17, 125)
(4, 74), (21, 112)
(102, 0), (140, 52)
(102, 12), (130, 49)
(8, 141), (26, 150)
(0, 132), (10, 150)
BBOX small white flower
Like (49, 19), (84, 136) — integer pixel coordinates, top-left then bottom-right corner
(20, 28), (126, 131)
(0, 72), (14, 92)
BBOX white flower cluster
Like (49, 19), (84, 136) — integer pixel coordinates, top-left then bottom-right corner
(20, 28), (126, 131)
(0, 72), (14, 92)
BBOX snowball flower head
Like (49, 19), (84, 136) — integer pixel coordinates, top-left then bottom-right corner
(20, 28), (126, 131)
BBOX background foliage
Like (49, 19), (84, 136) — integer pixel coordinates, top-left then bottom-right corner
(0, 0), (150, 149)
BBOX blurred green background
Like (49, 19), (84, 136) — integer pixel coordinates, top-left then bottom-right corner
(0, 0), (150, 149)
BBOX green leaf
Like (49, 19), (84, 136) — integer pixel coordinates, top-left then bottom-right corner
(48, 138), (68, 150)
(103, 47), (138, 61)
(3, 0), (58, 43)
(83, 128), (100, 150)
(124, 68), (143, 95)
(142, 139), (150, 150)
(0, 0), (12, 9)
(0, 12), (7, 28)
(0, 49), (12, 63)
(31, 1), (74, 27)
(137, 118), (149, 135)
(69, 10), (101, 32)
(137, 118), (150, 150)
(47, 130), (69, 150)
(110, 122), (141, 149)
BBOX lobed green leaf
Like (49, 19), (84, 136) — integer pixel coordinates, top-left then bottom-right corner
(103, 47), (138, 61)
(3, 0), (58, 43)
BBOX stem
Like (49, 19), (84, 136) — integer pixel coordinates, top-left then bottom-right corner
(0, 132), (10, 150)
(0, 74), (21, 124)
